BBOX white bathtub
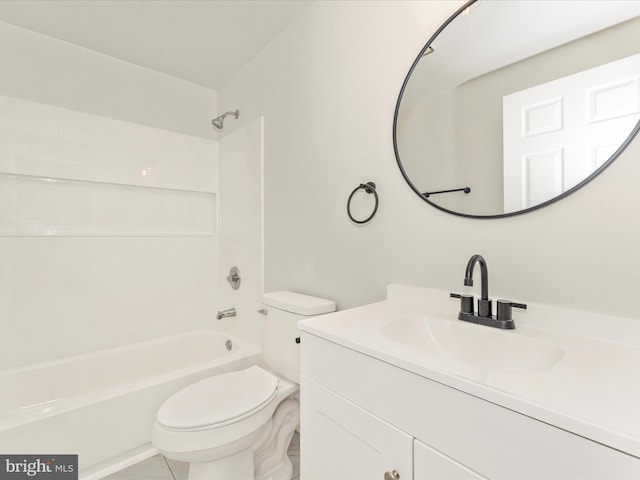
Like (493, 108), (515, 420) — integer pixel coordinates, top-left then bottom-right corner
(0, 329), (260, 478)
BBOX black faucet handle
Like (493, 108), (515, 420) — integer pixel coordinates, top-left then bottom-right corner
(496, 299), (527, 321)
(450, 292), (474, 314)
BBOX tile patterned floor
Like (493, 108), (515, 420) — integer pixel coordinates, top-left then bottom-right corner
(103, 432), (300, 480)
(102, 454), (187, 480)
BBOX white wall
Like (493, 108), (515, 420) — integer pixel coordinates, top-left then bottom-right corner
(0, 23), (219, 369)
(218, 0), (640, 320)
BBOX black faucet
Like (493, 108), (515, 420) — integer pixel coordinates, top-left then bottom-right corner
(464, 254), (491, 317)
(450, 254), (526, 329)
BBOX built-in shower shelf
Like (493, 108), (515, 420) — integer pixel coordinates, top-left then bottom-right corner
(0, 94), (219, 236)
(0, 171), (217, 194)
(0, 171), (217, 236)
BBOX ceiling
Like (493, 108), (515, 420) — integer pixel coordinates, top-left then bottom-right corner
(0, 0), (313, 90)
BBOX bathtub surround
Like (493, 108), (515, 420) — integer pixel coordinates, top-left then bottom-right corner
(218, 0), (640, 320)
(0, 94), (219, 370)
(0, 17), (223, 371)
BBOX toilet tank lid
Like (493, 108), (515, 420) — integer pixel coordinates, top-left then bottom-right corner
(263, 291), (336, 316)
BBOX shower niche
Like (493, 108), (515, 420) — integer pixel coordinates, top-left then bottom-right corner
(0, 94), (218, 236)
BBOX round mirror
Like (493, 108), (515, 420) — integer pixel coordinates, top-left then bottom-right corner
(394, 0), (640, 218)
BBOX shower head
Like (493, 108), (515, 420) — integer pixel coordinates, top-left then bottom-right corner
(211, 109), (239, 130)
(211, 117), (224, 129)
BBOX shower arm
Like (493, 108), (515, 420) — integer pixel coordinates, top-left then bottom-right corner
(219, 110), (239, 120)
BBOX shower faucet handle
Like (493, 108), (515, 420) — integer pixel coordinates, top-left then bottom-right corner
(226, 266), (241, 290)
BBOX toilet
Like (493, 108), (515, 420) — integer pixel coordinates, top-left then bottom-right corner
(152, 291), (336, 480)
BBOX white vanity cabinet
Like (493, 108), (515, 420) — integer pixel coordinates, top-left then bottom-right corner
(301, 375), (481, 480)
(300, 376), (413, 480)
(299, 332), (640, 479)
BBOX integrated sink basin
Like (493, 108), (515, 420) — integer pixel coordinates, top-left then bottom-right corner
(380, 315), (563, 374)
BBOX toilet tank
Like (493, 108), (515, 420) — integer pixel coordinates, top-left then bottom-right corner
(262, 291), (335, 383)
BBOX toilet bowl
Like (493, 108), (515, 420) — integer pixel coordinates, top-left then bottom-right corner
(152, 291), (335, 480)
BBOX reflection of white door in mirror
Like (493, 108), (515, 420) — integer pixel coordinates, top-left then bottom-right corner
(503, 53), (640, 213)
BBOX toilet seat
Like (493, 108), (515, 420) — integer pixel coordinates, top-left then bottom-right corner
(157, 366), (279, 431)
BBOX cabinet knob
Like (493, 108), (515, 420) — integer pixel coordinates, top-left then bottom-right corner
(384, 470), (400, 480)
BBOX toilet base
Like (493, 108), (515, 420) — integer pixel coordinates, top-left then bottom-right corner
(254, 397), (299, 480)
(188, 449), (254, 480)
(183, 443), (295, 480)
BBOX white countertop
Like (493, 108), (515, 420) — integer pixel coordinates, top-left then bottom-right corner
(298, 284), (640, 459)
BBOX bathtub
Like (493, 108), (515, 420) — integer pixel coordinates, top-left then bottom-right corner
(0, 329), (260, 478)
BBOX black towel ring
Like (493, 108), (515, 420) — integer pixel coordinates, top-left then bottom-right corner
(347, 182), (378, 224)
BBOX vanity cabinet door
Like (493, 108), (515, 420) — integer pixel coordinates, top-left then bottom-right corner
(414, 439), (485, 480)
(300, 375), (413, 480)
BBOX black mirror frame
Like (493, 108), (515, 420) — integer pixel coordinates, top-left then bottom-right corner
(392, 0), (640, 219)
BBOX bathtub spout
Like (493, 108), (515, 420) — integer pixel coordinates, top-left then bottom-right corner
(216, 308), (236, 320)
